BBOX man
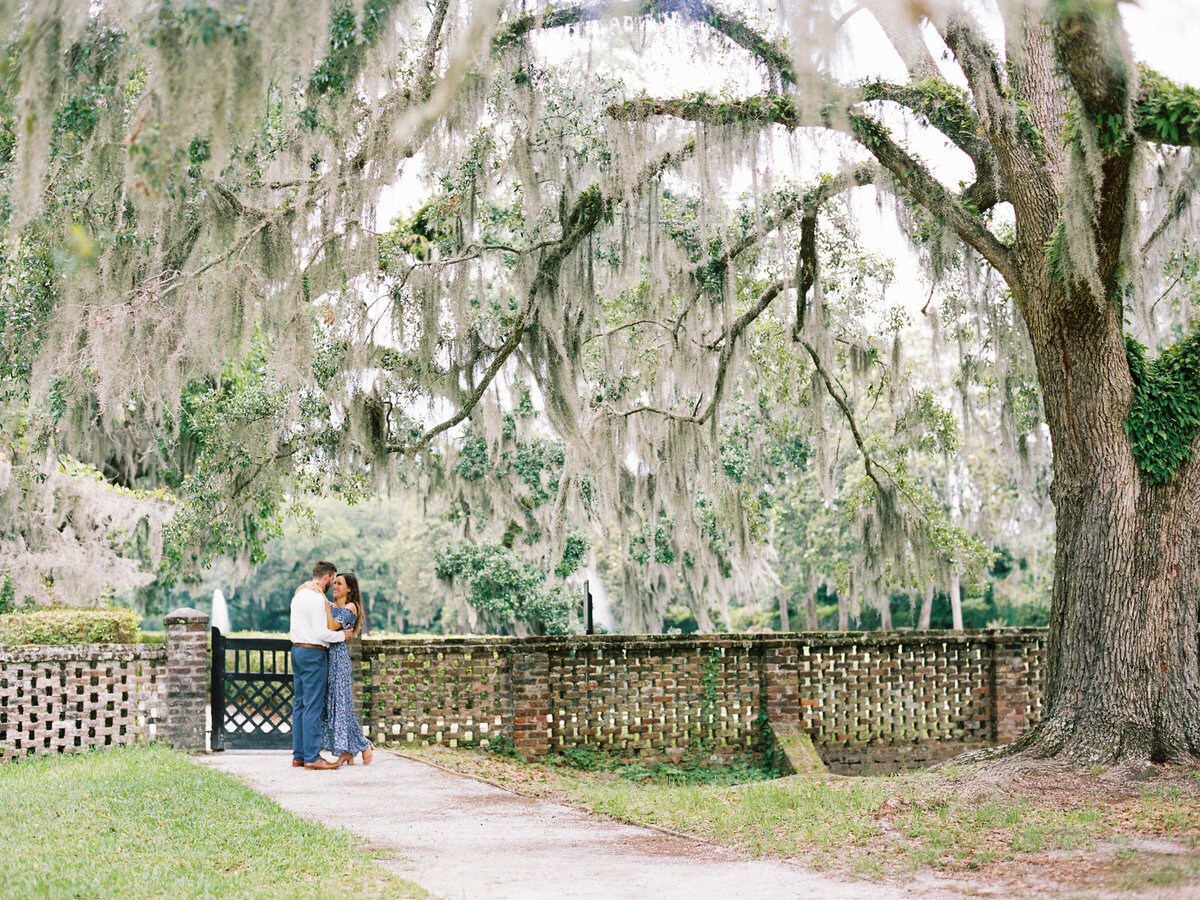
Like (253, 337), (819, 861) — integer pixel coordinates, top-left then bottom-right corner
(290, 559), (346, 769)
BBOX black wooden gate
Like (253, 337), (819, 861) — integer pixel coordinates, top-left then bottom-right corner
(210, 627), (293, 750)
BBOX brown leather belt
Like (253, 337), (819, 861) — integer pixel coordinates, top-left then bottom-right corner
(292, 642), (327, 651)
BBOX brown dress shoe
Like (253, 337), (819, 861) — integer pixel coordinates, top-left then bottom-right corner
(304, 758), (343, 770)
(291, 760), (305, 768)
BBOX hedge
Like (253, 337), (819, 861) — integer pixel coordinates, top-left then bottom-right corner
(0, 607), (142, 645)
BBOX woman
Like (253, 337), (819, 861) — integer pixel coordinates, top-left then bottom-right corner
(313, 572), (374, 765)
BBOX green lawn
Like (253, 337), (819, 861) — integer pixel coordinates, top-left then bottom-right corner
(0, 745), (427, 899)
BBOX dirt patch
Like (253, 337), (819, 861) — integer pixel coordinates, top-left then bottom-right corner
(937, 757), (1200, 805)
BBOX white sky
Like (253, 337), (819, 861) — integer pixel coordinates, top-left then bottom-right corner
(1123, 0), (1200, 83)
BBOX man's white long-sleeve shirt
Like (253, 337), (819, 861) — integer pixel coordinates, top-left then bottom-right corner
(289, 587), (346, 646)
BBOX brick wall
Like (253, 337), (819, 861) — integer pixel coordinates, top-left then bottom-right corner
(360, 629), (1047, 774)
(0, 645), (167, 761)
(0, 608), (209, 762)
(0, 623), (1044, 770)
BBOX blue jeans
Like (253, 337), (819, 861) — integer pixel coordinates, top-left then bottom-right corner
(291, 647), (328, 764)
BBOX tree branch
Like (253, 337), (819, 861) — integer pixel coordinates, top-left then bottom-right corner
(798, 335), (885, 495)
(1052, 1), (1137, 287)
(859, 78), (1002, 210)
(799, 334), (937, 530)
(609, 276), (785, 425)
(414, 0), (453, 102)
(584, 318), (677, 345)
(607, 93), (1017, 283)
(494, 0), (796, 85)
(696, 162), (879, 291)
(611, 164), (875, 426)
(930, 10), (1051, 189)
(939, 13), (1008, 122)
(396, 239), (562, 286)
(858, 0), (940, 80)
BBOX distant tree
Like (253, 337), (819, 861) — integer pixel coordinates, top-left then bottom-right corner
(169, 495), (456, 633)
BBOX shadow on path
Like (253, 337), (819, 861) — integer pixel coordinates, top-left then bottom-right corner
(195, 750), (962, 900)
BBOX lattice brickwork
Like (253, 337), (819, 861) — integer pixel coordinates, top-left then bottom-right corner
(544, 642), (762, 758)
(361, 639), (511, 749)
(0, 646), (167, 761)
(356, 630), (1047, 773)
(799, 635), (993, 743)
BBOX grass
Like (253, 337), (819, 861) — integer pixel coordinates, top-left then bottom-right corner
(548, 746), (777, 786)
(401, 744), (1200, 893)
(0, 745), (427, 899)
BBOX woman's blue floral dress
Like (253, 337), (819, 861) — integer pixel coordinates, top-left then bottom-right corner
(321, 605), (370, 756)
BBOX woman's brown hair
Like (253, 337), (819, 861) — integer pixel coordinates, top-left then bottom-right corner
(339, 572), (366, 637)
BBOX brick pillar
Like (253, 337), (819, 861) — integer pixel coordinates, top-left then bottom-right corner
(991, 633), (1032, 745)
(511, 650), (551, 759)
(762, 641), (801, 726)
(161, 607), (209, 751)
(759, 640), (823, 774)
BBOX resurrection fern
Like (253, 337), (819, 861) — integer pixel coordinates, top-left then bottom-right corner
(1124, 332), (1200, 484)
(1136, 66), (1200, 147)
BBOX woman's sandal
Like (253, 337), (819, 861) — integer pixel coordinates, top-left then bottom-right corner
(336, 753), (354, 766)
(362, 744), (374, 765)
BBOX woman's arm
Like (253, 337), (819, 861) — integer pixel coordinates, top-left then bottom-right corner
(324, 602), (342, 631)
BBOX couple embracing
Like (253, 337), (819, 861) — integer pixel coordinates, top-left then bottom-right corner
(289, 559), (374, 770)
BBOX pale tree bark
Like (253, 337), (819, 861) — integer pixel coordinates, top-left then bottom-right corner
(879, 598), (893, 631)
(805, 579), (820, 631)
(950, 570), (963, 631)
(777, 593), (790, 632)
(918, 579), (934, 630)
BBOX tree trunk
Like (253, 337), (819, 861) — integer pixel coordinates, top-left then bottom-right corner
(1026, 465), (1200, 764)
(1012, 274), (1200, 766)
(837, 589), (848, 631)
(878, 594), (892, 631)
(949, 569), (962, 631)
(918, 579), (934, 630)
(778, 593), (789, 632)
(805, 582), (819, 631)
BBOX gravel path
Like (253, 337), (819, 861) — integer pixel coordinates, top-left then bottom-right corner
(195, 750), (962, 900)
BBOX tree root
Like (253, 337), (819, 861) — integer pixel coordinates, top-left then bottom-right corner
(930, 733), (1200, 802)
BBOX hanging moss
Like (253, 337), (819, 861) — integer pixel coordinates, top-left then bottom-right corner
(1124, 331), (1200, 484)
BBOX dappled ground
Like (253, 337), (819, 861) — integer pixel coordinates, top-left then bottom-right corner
(400, 745), (1200, 897)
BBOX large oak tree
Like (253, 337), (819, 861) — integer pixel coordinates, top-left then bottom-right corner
(2, 0), (1199, 765)
(551, 0), (1200, 766)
